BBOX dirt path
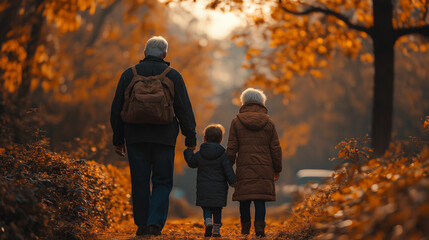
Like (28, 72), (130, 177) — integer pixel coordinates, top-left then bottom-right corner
(97, 218), (284, 240)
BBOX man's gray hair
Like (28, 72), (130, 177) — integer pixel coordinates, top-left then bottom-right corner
(144, 36), (168, 58)
(240, 88), (267, 106)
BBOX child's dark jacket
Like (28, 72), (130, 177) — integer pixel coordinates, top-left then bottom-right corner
(184, 142), (237, 207)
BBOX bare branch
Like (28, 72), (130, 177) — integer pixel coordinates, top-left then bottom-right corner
(423, 0), (429, 22)
(278, 0), (373, 37)
(0, 1), (22, 46)
(394, 25), (429, 41)
(86, 0), (120, 48)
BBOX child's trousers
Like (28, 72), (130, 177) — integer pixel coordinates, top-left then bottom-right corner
(202, 207), (222, 224)
(239, 200), (266, 223)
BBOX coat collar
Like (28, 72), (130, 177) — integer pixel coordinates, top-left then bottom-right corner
(239, 102), (268, 114)
(140, 55), (170, 66)
(237, 102), (269, 130)
(199, 142), (225, 160)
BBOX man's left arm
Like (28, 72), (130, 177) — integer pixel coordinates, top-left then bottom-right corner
(110, 72), (127, 152)
(171, 70), (197, 148)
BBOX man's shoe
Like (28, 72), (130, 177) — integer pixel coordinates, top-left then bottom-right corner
(148, 225), (162, 236)
(136, 226), (149, 236)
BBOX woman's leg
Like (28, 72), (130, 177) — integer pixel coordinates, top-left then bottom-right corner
(239, 200), (251, 223)
(254, 200), (266, 237)
(239, 200), (252, 234)
(254, 200), (266, 221)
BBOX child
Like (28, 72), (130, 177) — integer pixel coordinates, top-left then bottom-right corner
(226, 88), (282, 237)
(184, 124), (237, 237)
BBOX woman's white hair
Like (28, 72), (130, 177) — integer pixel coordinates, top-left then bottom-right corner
(144, 36), (168, 58)
(240, 88), (267, 106)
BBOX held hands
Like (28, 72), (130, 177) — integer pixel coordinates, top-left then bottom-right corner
(274, 173), (280, 181)
(187, 146), (196, 151)
(114, 144), (126, 157)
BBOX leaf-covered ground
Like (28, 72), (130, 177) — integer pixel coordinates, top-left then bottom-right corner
(98, 217), (284, 240)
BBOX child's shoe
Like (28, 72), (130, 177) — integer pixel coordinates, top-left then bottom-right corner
(254, 220), (266, 237)
(241, 222), (251, 235)
(204, 218), (213, 237)
(212, 223), (222, 237)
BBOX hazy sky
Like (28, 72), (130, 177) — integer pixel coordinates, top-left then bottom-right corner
(169, 1), (244, 40)
(167, 1), (249, 98)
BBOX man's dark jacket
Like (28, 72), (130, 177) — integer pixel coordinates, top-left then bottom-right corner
(184, 143), (237, 207)
(110, 56), (196, 147)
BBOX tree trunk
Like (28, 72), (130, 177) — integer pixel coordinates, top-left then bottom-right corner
(371, 0), (395, 156)
(0, 1), (22, 46)
(17, 14), (44, 104)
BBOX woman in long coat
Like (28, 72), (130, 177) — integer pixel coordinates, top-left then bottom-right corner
(226, 88), (282, 237)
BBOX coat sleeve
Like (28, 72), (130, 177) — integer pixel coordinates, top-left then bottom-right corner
(270, 122), (282, 173)
(110, 71), (127, 146)
(221, 153), (237, 186)
(226, 119), (238, 165)
(184, 148), (199, 168)
(172, 71), (197, 147)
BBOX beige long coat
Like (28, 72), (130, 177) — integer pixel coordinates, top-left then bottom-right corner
(226, 102), (282, 202)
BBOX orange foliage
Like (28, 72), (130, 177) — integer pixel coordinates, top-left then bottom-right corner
(279, 123), (311, 159)
(198, 0), (429, 102)
(0, 0), (110, 96)
(0, 134), (132, 239)
(278, 121), (429, 239)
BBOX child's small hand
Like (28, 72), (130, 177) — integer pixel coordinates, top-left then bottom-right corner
(187, 146), (196, 151)
(274, 173), (280, 181)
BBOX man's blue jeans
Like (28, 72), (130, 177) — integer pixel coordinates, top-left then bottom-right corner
(126, 142), (175, 229)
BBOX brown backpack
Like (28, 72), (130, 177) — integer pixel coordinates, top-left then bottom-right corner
(121, 66), (174, 124)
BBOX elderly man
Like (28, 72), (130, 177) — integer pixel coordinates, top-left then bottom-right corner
(110, 36), (196, 236)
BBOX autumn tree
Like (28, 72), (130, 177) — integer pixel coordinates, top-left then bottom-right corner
(0, 0), (114, 144)
(199, 0), (429, 156)
(0, 0), (114, 101)
(279, 0), (429, 155)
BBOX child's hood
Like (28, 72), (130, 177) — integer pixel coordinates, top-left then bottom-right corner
(199, 142), (225, 160)
(237, 102), (269, 130)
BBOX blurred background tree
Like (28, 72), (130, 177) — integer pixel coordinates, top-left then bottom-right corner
(199, 0), (429, 156)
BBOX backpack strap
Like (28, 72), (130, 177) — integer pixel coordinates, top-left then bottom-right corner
(158, 67), (174, 99)
(131, 66), (138, 76)
(125, 66), (140, 99)
(160, 67), (171, 77)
